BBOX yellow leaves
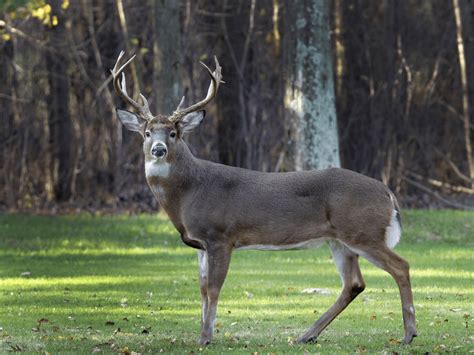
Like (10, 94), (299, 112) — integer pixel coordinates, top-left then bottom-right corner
(30, 2), (67, 27)
(0, 20), (10, 42)
(31, 3), (52, 25)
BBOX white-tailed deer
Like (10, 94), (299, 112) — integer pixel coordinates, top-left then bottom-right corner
(111, 51), (417, 345)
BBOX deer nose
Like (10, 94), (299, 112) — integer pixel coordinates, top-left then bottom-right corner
(151, 143), (167, 158)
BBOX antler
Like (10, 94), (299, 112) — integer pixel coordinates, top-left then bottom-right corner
(168, 56), (223, 123)
(111, 51), (154, 121)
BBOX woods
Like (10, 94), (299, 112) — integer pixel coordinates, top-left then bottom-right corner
(0, 0), (473, 211)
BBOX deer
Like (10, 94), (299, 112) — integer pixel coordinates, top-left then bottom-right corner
(110, 51), (417, 346)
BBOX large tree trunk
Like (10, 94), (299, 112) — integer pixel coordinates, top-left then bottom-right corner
(284, 0), (341, 170)
(153, 0), (181, 114)
(46, 0), (73, 201)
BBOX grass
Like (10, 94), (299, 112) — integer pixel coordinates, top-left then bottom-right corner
(0, 210), (473, 353)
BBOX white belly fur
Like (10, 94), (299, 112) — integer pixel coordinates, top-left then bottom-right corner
(236, 238), (327, 251)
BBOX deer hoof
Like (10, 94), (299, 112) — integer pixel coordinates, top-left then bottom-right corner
(297, 334), (318, 344)
(198, 336), (212, 346)
(402, 330), (418, 345)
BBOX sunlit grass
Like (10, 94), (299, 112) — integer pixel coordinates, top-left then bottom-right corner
(0, 211), (473, 353)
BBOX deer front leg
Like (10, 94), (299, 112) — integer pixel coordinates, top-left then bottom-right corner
(199, 243), (232, 345)
(197, 250), (208, 327)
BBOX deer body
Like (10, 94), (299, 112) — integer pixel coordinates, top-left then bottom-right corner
(111, 52), (417, 346)
(146, 140), (395, 251)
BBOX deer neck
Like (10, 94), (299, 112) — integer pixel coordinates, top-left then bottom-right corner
(145, 140), (200, 231)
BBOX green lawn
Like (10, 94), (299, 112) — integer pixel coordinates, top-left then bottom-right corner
(0, 210), (472, 353)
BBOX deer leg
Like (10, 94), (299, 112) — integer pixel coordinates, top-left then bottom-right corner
(298, 241), (365, 344)
(199, 243), (232, 345)
(356, 244), (417, 344)
(197, 250), (208, 327)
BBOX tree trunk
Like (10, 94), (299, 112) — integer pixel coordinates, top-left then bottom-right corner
(0, 40), (15, 206)
(453, 0), (474, 187)
(284, 0), (341, 170)
(46, 0), (73, 201)
(153, 0), (181, 114)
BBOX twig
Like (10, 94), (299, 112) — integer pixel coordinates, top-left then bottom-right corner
(401, 176), (474, 210)
(196, 8), (233, 17)
(433, 147), (474, 184)
(0, 93), (30, 103)
(407, 171), (474, 194)
(240, 0), (256, 77)
(220, 1), (242, 81)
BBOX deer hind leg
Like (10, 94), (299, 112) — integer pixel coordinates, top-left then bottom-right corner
(298, 240), (366, 344)
(197, 250), (208, 327)
(355, 243), (417, 344)
(199, 243), (232, 345)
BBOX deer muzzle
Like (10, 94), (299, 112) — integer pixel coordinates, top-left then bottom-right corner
(151, 143), (167, 159)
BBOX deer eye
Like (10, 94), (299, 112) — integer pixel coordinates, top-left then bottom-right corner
(169, 131), (176, 138)
(145, 131), (151, 138)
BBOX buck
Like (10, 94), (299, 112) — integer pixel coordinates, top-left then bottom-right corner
(111, 51), (417, 345)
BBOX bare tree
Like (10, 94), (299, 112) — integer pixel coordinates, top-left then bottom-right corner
(453, 0), (474, 187)
(284, 0), (341, 170)
(45, 0), (73, 201)
(153, 0), (181, 114)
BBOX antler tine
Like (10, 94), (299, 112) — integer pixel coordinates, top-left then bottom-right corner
(169, 56), (223, 123)
(176, 95), (186, 110)
(111, 51), (154, 121)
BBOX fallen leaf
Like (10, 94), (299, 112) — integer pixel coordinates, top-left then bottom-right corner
(92, 347), (101, 353)
(370, 315), (377, 321)
(120, 297), (129, 307)
(20, 271), (31, 277)
(244, 291), (254, 299)
(388, 338), (401, 345)
(301, 288), (332, 295)
(37, 318), (49, 324)
(105, 321), (115, 326)
(434, 344), (447, 352)
(8, 343), (23, 352)
(450, 308), (462, 312)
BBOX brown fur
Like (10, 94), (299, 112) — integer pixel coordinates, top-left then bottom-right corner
(137, 130), (417, 345)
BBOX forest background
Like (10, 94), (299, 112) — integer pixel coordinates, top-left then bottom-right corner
(1, 0), (473, 213)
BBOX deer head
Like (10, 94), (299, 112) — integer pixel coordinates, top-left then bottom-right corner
(111, 51), (222, 165)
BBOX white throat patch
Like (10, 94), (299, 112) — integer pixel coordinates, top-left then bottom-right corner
(145, 161), (171, 179)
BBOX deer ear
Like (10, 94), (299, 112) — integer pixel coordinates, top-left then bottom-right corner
(178, 110), (205, 134)
(116, 108), (146, 134)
